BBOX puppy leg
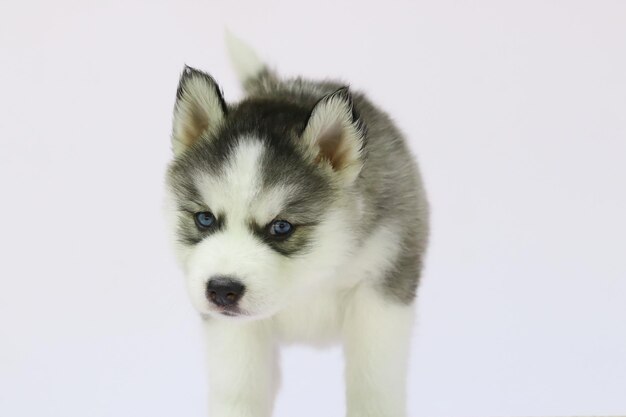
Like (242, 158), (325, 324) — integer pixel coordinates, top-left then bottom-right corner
(343, 285), (415, 417)
(203, 318), (277, 417)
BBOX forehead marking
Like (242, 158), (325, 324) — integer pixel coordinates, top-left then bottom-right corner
(198, 139), (263, 220)
(197, 139), (292, 227)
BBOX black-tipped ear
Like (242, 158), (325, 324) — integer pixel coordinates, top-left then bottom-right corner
(301, 87), (366, 183)
(171, 66), (227, 155)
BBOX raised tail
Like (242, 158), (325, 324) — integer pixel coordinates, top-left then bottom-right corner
(224, 30), (276, 94)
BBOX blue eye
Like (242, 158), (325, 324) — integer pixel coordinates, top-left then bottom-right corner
(194, 212), (215, 229)
(269, 220), (293, 237)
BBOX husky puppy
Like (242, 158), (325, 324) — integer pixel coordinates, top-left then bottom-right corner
(164, 35), (429, 417)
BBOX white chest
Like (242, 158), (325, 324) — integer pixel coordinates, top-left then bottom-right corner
(272, 287), (348, 345)
(271, 224), (402, 345)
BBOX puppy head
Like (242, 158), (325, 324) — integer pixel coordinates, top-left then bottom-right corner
(165, 67), (366, 320)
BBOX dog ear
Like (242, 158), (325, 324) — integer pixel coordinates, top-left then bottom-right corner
(301, 87), (366, 184)
(171, 66), (227, 155)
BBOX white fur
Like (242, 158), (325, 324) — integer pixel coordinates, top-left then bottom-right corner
(225, 29), (266, 86)
(172, 73), (225, 155)
(166, 137), (414, 415)
(301, 92), (365, 184)
(197, 140), (293, 227)
(167, 60), (416, 415)
(203, 318), (277, 417)
(185, 140), (288, 318)
(179, 139), (357, 321)
(273, 224), (403, 344)
(196, 222), (414, 417)
(343, 285), (415, 417)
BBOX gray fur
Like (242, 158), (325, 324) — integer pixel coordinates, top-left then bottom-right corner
(166, 66), (429, 304)
(243, 71), (429, 303)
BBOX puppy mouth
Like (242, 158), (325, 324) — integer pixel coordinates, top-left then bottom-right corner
(214, 306), (247, 318)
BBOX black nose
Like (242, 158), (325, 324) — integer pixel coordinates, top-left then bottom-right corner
(206, 277), (245, 307)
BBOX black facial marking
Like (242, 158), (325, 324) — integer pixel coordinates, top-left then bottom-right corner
(176, 210), (225, 246)
(248, 220), (317, 257)
(167, 68), (429, 307)
(167, 96), (338, 253)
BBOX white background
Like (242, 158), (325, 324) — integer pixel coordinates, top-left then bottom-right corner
(1, 1), (625, 416)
